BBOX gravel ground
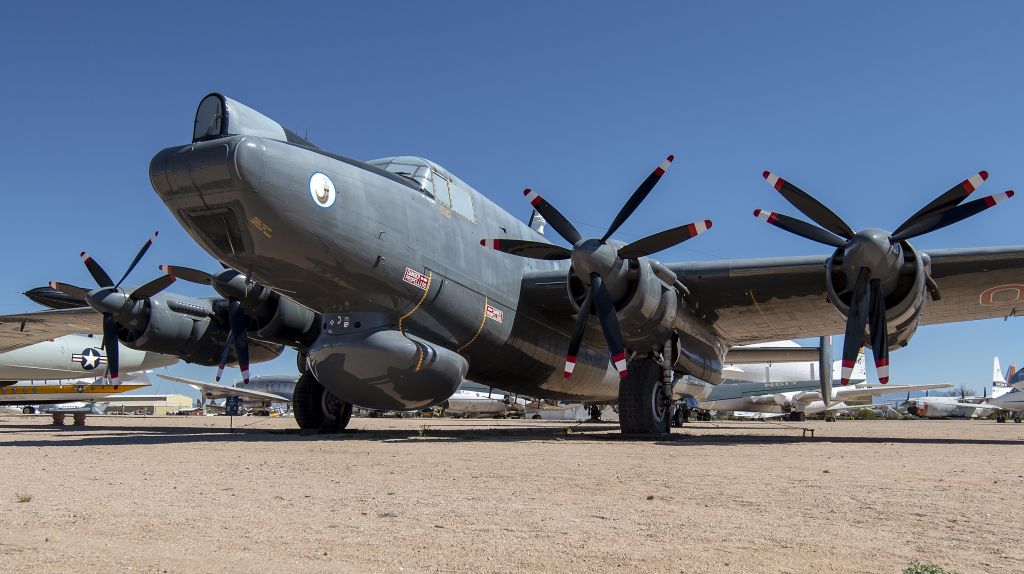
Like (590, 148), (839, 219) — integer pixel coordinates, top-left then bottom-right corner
(0, 414), (1021, 573)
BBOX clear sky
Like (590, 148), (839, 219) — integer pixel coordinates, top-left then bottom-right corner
(1, 1), (1021, 399)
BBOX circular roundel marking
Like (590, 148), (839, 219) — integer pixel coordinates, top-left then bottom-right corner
(309, 172), (337, 208)
(979, 284), (1024, 306)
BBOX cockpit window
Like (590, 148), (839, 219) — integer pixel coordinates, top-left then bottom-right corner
(368, 157), (435, 198)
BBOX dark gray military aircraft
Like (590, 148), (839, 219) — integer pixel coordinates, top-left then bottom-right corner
(6, 93), (1024, 435)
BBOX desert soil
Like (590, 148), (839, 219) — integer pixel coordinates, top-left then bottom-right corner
(0, 415), (1021, 573)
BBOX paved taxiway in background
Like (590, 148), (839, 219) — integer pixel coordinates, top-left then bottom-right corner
(0, 416), (1020, 573)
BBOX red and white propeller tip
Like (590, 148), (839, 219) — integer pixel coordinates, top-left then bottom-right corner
(875, 358), (889, 385)
(480, 239), (501, 249)
(753, 209), (778, 223)
(983, 190), (1014, 207)
(961, 171), (988, 193)
(563, 356), (576, 378)
(523, 188), (543, 207)
(839, 359), (857, 386)
(653, 155), (675, 177)
(612, 352), (628, 378)
(686, 220), (713, 236)
(158, 264), (174, 278)
(762, 171), (785, 191)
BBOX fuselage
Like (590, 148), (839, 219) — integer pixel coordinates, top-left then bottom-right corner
(152, 137), (635, 402)
(0, 334), (177, 381)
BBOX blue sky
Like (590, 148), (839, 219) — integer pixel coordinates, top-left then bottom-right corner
(1, 2), (1022, 398)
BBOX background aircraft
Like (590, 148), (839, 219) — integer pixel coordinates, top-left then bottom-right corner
(157, 374), (290, 415)
(0, 333), (176, 382)
(0, 372), (160, 418)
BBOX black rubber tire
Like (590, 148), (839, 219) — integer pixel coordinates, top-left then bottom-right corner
(1015, 417), (1022, 424)
(618, 357), (669, 435)
(22, 406), (34, 414)
(293, 372), (352, 432)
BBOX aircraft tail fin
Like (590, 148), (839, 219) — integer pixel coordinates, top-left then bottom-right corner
(993, 357), (1007, 386)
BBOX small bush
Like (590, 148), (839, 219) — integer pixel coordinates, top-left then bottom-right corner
(855, 408), (877, 420)
(15, 493), (31, 503)
(903, 561), (958, 574)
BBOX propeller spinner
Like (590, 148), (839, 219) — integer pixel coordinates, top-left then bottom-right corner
(481, 155), (712, 378)
(754, 170), (1013, 385)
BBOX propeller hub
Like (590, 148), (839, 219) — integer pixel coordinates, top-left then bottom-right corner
(839, 228), (901, 282)
(211, 269), (249, 300)
(570, 239), (619, 278)
(85, 288), (132, 317)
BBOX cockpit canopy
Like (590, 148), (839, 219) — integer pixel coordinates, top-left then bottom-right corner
(368, 156), (476, 222)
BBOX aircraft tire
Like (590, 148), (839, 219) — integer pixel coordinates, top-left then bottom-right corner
(618, 357), (669, 435)
(293, 372), (352, 432)
(1015, 417), (1022, 424)
(22, 406), (35, 415)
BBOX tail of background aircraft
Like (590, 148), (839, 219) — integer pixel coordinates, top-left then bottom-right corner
(831, 349), (867, 382)
(994, 357), (1007, 386)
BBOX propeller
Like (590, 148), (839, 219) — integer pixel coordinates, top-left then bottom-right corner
(160, 265), (253, 384)
(481, 155), (713, 378)
(49, 232), (176, 387)
(754, 170), (1013, 385)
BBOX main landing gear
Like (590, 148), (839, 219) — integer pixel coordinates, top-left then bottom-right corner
(293, 372), (352, 432)
(618, 357), (673, 434)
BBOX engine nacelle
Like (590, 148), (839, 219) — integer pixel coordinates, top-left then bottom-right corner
(251, 294), (320, 348)
(120, 296), (283, 366)
(825, 242), (928, 350)
(568, 258), (678, 353)
(307, 312), (468, 411)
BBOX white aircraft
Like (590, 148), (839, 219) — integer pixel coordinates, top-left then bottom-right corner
(443, 388), (527, 418)
(157, 374), (291, 415)
(901, 357), (1024, 421)
(0, 333), (177, 382)
(692, 340), (951, 420)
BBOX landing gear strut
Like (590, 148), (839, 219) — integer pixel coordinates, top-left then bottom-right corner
(293, 372), (352, 432)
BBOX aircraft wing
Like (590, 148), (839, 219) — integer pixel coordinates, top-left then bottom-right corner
(831, 383), (954, 401)
(0, 307), (103, 353)
(670, 247), (1024, 345)
(157, 374), (290, 403)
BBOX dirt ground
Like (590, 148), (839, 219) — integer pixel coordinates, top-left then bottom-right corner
(0, 414), (1020, 574)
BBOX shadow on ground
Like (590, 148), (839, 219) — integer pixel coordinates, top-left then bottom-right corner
(1, 418), (1021, 448)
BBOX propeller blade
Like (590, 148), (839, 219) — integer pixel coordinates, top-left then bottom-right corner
(752, 209), (847, 248)
(129, 275), (176, 300)
(602, 155), (674, 242)
(523, 189), (582, 245)
(890, 190), (1014, 242)
(480, 239), (571, 260)
(762, 171), (855, 240)
(80, 252), (114, 288)
(47, 281), (90, 301)
(893, 171), (988, 236)
(840, 268), (871, 385)
(229, 299), (250, 384)
(591, 274), (628, 377)
(564, 286), (595, 378)
(214, 339), (231, 383)
(102, 314), (120, 387)
(868, 279), (889, 384)
(159, 265), (213, 285)
(617, 220), (713, 259)
(114, 231), (159, 288)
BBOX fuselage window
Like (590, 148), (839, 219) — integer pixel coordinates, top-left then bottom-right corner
(433, 170), (452, 206)
(449, 181), (476, 222)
